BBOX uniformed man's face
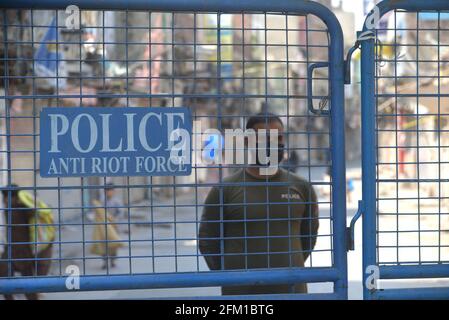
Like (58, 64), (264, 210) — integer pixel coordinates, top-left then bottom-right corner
(252, 120), (285, 146)
(250, 120), (285, 167)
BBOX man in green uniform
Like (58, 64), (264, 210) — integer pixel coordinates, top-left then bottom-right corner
(198, 113), (319, 295)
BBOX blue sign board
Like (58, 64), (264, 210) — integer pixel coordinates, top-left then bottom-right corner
(40, 107), (192, 177)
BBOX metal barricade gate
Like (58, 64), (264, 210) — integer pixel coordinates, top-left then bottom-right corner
(3, 0), (448, 301)
(361, 0), (449, 300)
(0, 1), (348, 299)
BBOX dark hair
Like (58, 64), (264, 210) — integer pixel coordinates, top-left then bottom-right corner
(246, 112), (284, 130)
(1, 184), (19, 199)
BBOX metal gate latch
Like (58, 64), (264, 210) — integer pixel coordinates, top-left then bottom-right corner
(346, 200), (363, 251)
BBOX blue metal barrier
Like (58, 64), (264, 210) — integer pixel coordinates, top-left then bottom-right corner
(361, 0), (449, 300)
(0, 0), (347, 299)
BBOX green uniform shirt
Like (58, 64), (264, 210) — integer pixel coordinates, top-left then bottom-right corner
(198, 168), (319, 295)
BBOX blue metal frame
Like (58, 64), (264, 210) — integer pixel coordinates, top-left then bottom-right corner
(361, 0), (449, 300)
(0, 267), (339, 294)
(0, 0), (347, 299)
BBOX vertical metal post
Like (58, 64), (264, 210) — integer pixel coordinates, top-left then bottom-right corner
(361, 36), (376, 300)
(2, 9), (13, 278)
(330, 38), (347, 301)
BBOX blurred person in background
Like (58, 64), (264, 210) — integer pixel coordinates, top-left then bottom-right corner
(0, 185), (54, 300)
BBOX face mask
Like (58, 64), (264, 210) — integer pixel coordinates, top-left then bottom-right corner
(255, 140), (285, 167)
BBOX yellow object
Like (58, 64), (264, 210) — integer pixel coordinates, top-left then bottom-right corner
(378, 44), (395, 59)
(18, 190), (55, 254)
(90, 199), (124, 257)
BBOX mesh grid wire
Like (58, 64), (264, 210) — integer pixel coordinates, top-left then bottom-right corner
(0, 9), (333, 285)
(375, 10), (449, 266)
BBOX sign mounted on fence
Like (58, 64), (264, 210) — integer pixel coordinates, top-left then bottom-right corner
(40, 107), (192, 177)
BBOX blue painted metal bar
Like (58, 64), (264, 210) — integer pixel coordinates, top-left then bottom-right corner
(374, 0), (449, 18)
(380, 265), (449, 279)
(361, 33), (377, 301)
(0, 0), (339, 17)
(0, 267), (340, 294)
(323, 2), (347, 300)
(372, 287), (449, 300)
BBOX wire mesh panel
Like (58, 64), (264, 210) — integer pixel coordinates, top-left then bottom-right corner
(361, 0), (449, 300)
(0, 0), (346, 299)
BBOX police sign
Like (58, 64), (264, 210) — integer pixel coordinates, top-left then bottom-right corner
(40, 107), (192, 177)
